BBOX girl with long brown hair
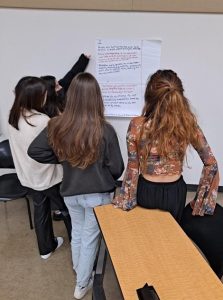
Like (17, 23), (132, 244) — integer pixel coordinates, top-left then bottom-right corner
(40, 54), (89, 223)
(113, 69), (219, 222)
(28, 72), (124, 299)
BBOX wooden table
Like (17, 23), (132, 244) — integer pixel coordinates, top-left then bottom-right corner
(94, 204), (223, 300)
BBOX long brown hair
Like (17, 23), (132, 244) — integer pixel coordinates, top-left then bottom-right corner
(140, 69), (201, 165)
(48, 72), (106, 169)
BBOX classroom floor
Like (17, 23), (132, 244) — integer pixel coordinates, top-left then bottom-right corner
(1, 192), (223, 300)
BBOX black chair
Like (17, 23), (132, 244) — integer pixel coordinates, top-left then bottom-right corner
(181, 203), (223, 279)
(0, 139), (33, 229)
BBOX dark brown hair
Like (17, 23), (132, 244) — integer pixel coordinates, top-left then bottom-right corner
(41, 75), (65, 117)
(48, 72), (106, 169)
(140, 69), (201, 167)
(8, 76), (46, 130)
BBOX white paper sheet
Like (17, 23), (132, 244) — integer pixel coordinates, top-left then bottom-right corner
(96, 39), (162, 117)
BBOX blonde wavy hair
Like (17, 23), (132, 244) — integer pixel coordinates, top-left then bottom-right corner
(139, 69), (201, 167)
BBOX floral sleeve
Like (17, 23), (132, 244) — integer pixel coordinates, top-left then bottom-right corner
(190, 126), (219, 216)
(112, 118), (141, 210)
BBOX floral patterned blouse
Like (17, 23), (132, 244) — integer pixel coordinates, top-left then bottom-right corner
(113, 116), (219, 216)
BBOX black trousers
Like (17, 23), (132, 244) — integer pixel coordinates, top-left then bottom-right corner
(28, 183), (71, 255)
(137, 175), (187, 222)
(50, 190), (68, 211)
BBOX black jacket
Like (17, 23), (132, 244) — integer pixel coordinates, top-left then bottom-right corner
(28, 123), (124, 197)
(59, 54), (89, 92)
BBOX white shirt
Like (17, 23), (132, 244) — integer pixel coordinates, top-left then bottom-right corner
(0, 134), (6, 142)
(8, 110), (63, 191)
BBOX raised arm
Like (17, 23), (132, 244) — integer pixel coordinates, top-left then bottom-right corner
(190, 126), (219, 216)
(112, 118), (140, 210)
(58, 54), (90, 92)
(28, 127), (59, 164)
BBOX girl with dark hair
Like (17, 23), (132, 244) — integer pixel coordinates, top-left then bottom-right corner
(28, 72), (124, 299)
(41, 53), (90, 118)
(8, 76), (64, 259)
(40, 75), (63, 118)
(41, 54), (89, 222)
(113, 69), (219, 222)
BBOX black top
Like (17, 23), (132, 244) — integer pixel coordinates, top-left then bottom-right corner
(28, 123), (124, 197)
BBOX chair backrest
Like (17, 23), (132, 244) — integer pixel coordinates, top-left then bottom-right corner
(0, 140), (15, 168)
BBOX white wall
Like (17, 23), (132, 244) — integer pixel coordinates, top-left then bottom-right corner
(0, 8), (222, 185)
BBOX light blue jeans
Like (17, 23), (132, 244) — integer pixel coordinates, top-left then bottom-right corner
(64, 193), (111, 288)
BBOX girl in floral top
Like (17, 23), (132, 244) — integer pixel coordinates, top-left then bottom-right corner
(113, 69), (219, 222)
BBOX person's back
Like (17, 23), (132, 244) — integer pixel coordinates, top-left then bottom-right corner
(125, 115), (183, 177)
(8, 76), (64, 259)
(28, 72), (124, 299)
(8, 109), (62, 190)
(59, 121), (124, 197)
(112, 69), (221, 279)
(113, 69), (219, 220)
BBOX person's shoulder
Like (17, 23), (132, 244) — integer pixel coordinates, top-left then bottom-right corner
(30, 111), (50, 127)
(104, 122), (116, 136)
(129, 116), (145, 128)
(131, 116), (144, 123)
(32, 111), (49, 121)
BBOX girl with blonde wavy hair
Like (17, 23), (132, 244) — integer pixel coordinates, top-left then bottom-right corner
(113, 69), (219, 222)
